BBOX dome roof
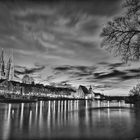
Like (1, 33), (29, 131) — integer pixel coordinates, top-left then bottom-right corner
(22, 74), (34, 84)
(22, 74), (30, 79)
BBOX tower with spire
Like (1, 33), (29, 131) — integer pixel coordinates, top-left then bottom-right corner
(0, 48), (5, 79)
(0, 48), (14, 81)
(89, 85), (95, 98)
(89, 85), (92, 94)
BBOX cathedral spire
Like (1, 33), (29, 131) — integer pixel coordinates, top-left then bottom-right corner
(6, 49), (14, 81)
(10, 48), (14, 81)
(0, 48), (4, 62)
(0, 48), (5, 79)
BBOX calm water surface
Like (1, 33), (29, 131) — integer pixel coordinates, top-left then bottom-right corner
(0, 100), (140, 140)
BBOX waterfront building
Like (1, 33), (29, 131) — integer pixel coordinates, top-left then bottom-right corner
(0, 78), (75, 97)
(76, 85), (90, 98)
(93, 92), (105, 100)
(0, 80), (15, 94)
(0, 79), (11, 94)
(0, 80), (21, 94)
(88, 85), (105, 100)
(75, 85), (105, 99)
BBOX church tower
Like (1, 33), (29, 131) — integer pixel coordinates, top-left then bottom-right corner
(6, 49), (14, 81)
(0, 48), (5, 79)
(89, 85), (92, 94)
(89, 85), (95, 98)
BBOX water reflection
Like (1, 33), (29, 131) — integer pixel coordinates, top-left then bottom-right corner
(0, 100), (139, 140)
(3, 104), (11, 140)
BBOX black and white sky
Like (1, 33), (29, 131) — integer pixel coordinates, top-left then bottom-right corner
(1, 0), (140, 95)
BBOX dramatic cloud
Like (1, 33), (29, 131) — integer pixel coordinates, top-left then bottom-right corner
(15, 65), (45, 75)
(1, 0), (138, 95)
(53, 65), (96, 78)
(0, 0), (122, 64)
(94, 70), (126, 79)
(51, 62), (140, 95)
(54, 66), (72, 71)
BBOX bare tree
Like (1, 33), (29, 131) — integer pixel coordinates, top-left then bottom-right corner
(101, 0), (140, 62)
(129, 83), (140, 97)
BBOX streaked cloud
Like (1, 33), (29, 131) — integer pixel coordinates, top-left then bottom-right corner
(15, 64), (46, 75)
(1, 0), (136, 95)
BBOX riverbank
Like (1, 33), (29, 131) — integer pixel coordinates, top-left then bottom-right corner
(0, 94), (93, 103)
(0, 93), (131, 103)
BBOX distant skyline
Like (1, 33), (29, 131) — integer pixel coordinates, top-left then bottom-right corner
(0, 0), (140, 95)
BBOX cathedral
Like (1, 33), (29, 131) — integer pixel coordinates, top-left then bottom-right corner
(0, 48), (14, 81)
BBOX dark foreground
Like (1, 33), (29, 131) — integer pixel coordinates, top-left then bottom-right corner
(0, 100), (140, 140)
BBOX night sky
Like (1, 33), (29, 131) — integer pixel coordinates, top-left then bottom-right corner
(0, 0), (140, 95)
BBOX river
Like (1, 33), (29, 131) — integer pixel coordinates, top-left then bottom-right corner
(0, 100), (140, 140)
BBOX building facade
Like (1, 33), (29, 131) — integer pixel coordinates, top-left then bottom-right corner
(76, 85), (89, 98)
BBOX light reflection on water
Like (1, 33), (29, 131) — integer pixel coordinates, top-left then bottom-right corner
(0, 100), (140, 140)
